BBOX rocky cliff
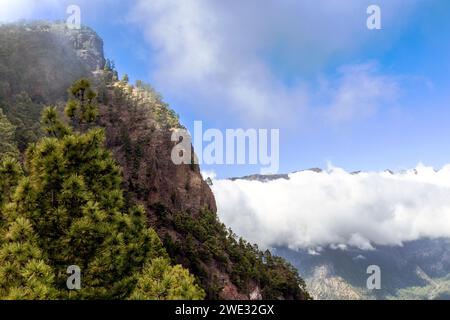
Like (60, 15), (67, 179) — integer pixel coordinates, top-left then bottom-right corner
(0, 21), (103, 101)
(98, 83), (217, 218)
(0, 21), (310, 300)
(96, 81), (308, 299)
(0, 22), (105, 149)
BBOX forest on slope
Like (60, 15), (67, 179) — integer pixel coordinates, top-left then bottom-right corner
(0, 21), (310, 300)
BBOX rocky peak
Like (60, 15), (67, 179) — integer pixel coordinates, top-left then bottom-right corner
(3, 21), (105, 72)
(49, 23), (106, 71)
(0, 21), (105, 102)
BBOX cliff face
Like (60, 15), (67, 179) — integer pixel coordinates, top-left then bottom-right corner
(99, 92), (217, 217)
(96, 85), (247, 299)
(95, 82), (309, 300)
(0, 22), (103, 101)
(0, 22), (105, 148)
(49, 23), (105, 71)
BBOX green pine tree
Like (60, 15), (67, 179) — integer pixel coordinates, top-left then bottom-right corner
(0, 213), (56, 300)
(121, 74), (129, 84)
(130, 258), (204, 300)
(65, 79), (98, 128)
(0, 157), (22, 208)
(0, 79), (205, 300)
(0, 108), (19, 160)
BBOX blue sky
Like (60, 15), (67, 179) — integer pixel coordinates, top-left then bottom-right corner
(2, 0), (450, 178)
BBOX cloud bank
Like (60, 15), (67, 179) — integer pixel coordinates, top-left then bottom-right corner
(129, 0), (416, 126)
(211, 165), (450, 250)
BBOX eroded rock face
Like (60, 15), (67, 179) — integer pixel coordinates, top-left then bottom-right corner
(99, 97), (217, 221)
(249, 286), (263, 300)
(50, 23), (106, 71)
(129, 128), (217, 216)
(0, 22), (104, 102)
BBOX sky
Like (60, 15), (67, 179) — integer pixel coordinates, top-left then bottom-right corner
(1, 0), (450, 179)
(2, 0), (450, 250)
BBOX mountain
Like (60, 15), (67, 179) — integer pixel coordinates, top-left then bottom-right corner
(231, 171), (450, 300)
(0, 21), (105, 149)
(274, 238), (450, 300)
(229, 168), (322, 182)
(0, 21), (310, 300)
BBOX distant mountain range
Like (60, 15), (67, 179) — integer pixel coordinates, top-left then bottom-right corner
(229, 168), (322, 182)
(232, 172), (450, 300)
(274, 238), (450, 300)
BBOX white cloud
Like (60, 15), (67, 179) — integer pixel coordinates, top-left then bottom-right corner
(129, 0), (307, 124)
(211, 164), (450, 250)
(0, 0), (59, 22)
(129, 0), (417, 126)
(201, 170), (217, 180)
(320, 63), (399, 123)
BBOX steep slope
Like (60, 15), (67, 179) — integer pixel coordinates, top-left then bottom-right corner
(306, 265), (374, 300)
(0, 22), (310, 300)
(95, 80), (309, 299)
(0, 21), (104, 149)
(274, 238), (450, 300)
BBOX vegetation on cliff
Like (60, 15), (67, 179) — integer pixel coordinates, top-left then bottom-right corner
(0, 79), (204, 300)
(98, 71), (310, 300)
(0, 22), (310, 300)
(0, 108), (19, 160)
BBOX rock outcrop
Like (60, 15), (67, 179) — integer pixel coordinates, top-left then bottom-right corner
(100, 100), (217, 217)
(0, 21), (104, 101)
(49, 23), (106, 71)
(0, 21), (310, 301)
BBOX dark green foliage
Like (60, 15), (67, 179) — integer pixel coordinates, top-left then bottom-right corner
(0, 215), (56, 299)
(0, 157), (22, 209)
(130, 258), (204, 300)
(0, 23), (90, 101)
(0, 108), (19, 159)
(0, 80), (205, 300)
(104, 59), (112, 72)
(166, 209), (311, 300)
(41, 106), (72, 138)
(0, 23), (98, 149)
(98, 79), (310, 300)
(0, 92), (43, 151)
(103, 59), (118, 82)
(65, 79), (98, 127)
(0, 21), (311, 299)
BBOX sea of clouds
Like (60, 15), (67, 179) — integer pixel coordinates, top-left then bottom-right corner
(208, 165), (450, 251)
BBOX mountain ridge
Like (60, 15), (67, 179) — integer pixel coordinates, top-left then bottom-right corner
(0, 21), (310, 300)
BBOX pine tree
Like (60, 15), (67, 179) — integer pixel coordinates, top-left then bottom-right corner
(130, 258), (204, 300)
(17, 125), (164, 298)
(41, 106), (72, 138)
(65, 79), (98, 128)
(0, 214), (56, 300)
(0, 79), (205, 300)
(0, 157), (22, 209)
(0, 108), (19, 160)
(104, 59), (112, 72)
